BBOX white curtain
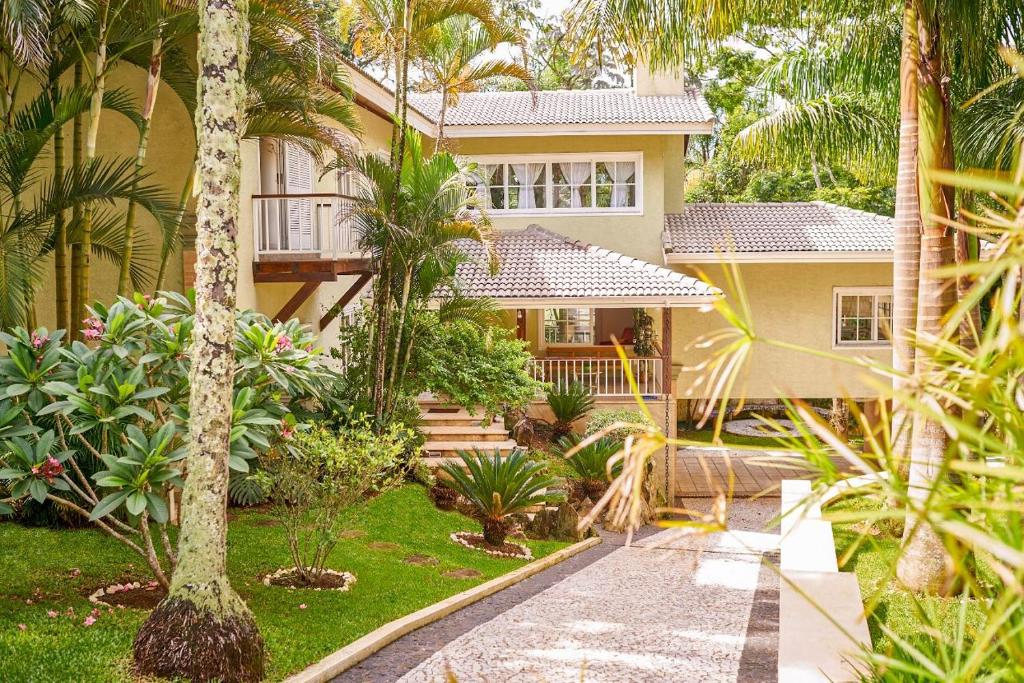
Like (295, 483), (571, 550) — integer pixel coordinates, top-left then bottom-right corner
(609, 161), (635, 208)
(559, 161), (591, 208)
(512, 163), (545, 208)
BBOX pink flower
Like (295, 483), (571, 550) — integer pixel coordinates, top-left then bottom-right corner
(30, 332), (48, 348)
(81, 317), (105, 340)
(281, 425), (294, 440)
(298, 604), (307, 610)
(275, 335), (293, 352)
(35, 456), (64, 483)
(83, 615), (96, 627)
(17, 623), (26, 631)
(25, 598), (33, 605)
(47, 610), (58, 618)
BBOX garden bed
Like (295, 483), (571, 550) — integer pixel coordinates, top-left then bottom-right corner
(0, 485), (567, 682)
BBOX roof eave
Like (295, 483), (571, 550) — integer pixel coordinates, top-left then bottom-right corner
(441, 121), (715, 138)
(447, 294), (719, 309)
(664, 250), (893, 264)
(344, 63), (435, 135)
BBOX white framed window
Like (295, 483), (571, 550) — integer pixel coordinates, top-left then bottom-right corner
(544, 308), (595, 345)
(833, 288), (893, 347)
(469, 153), (642, 215)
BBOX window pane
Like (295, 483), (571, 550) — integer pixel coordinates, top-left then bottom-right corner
(595, 162), (613, 184)
(544, 308), (592, 343)
(857, 295), (873, 316)
(553, 185), (572, 208)
(841, 296), (859, 317)
(840, 319), (858, 342)
(616, 161), (636, 183)
(856, 319), (871, 341)
(595, 183), (612, 208)
(877, 295), (893, 340)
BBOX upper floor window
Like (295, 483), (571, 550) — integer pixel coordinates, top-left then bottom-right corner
(834, 288), (892, 347)
(470, 154), (641, 214)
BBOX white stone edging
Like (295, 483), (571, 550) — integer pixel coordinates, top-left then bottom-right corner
(450, 531), (534, 560)
(262, 567), (357, 592)
(779, 477), (881, 683)
(282, 535), (603, 683)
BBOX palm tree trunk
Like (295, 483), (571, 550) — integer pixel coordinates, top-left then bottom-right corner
(891, 0), (922, 469)
(53, 93), (69, 331)
(70, 61), (84, 339)
(119, 35), (163, 297)
(896, 10), (958, 596)
(434, 96), (448, 153)
(133, 0), (265, 679)
(156, 162), (196, 292)
(384, 265), (413, 414)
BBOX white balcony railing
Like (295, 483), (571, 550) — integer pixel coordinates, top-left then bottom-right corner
(530, 357), (664, 397)
(253, 193), (359, 260)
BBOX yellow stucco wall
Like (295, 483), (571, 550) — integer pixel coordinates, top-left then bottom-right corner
(444, 135), (686, 264)
(670, 262), (893, 400)
(34, 64), (194, 329)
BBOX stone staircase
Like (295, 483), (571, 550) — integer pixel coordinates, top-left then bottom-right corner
(419, 397), (519, 468)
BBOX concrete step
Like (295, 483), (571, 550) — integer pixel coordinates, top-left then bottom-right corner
(421, 425), (510, 442)
(421, 439), (519, 460)
(419, 412), (499, 428)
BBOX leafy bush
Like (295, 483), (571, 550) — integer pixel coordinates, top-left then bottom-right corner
(546, 383), (595, 438)
(585, 408), (657, 442)
(417, 320), (543, 420)
(440, 449), (564, 546)
(265, 419), (409, 585)
(555, 434), (623, 499)
(0, 292), (335, 586)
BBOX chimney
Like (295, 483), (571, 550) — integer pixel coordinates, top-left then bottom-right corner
(634, 60), (688, 96)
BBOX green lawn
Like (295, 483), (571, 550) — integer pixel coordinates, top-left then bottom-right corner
(677, 426), (784, 447)
(0, 485), (567, 682)
(829, 495), (985, 654)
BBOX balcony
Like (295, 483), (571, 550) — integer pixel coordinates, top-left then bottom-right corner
(530, 357), (664, 397)
(251, 193), (370, 284)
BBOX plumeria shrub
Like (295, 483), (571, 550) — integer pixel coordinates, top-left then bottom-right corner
(264, 417), (410, 585)
(0, 292), (335, 586)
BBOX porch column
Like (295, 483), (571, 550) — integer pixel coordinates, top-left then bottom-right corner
(661, 307), (673, 395)
(516, 309), (527, 341)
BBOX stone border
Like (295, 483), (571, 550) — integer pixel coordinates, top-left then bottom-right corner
(262, 567), (357, 592)
(450, 531), (533, 560)
(778, 477), (881, 682)
(282, 535), (602, 683)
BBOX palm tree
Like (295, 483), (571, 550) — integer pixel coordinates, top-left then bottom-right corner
(415, 15), (533, 150)
(349, 128), (497, 417)
(133, 0), (265, 680)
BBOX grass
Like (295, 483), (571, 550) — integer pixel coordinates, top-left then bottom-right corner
(0, 485), (568, 682)
(677, 426), (784, 447)
(828, 494), (985, 654)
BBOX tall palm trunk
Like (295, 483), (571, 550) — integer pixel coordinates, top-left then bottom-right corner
(434, 95), (448, 153)
(52, 87), (69, 330)
(156, 162), (196, 291)
(896, 11), (958, 596)
(70, 61), (84, 339)
(133, 0), (265, 679)
(891, 0), (922, 468)
(385, 265), (413, 414)
(119, 34), (163, 296)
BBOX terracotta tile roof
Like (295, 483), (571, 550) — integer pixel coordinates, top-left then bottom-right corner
(664, 202), (894, 256)
(407, 89), (715, 128)
(450, 226), (717, 304)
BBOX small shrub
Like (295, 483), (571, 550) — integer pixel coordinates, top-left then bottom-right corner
(585, 408), (657, 442)
(266, 419), (410, 585)
(440, 449), (564, 546)
(556, 434), (623, 500)
(546, 383), (595, 438)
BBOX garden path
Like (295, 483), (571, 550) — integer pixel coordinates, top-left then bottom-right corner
(334, 498), (780, 683)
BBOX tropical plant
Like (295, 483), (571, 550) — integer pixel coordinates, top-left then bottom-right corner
(584, 407), (656, 442)
(132, 2), (262, 675)
(265, 421), (409, 585)
(555, 433), (622, 499)
(545, 382), (594, 438)
(440, 448), (564, 546)
(631, 308), (655, 356)
(415, 14), (533, 149)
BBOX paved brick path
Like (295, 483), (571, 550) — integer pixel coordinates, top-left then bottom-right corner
(334, 499), (780, 683)
(677, 449), (854, 497)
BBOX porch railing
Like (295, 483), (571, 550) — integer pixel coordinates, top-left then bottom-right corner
(530, 357), (663, 397)
(253, 193), (359, 260)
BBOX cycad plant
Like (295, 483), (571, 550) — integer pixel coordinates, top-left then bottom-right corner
(546, 382), (595, 438)
(440, 449), (564, 546)
(556, 434), (622, 500)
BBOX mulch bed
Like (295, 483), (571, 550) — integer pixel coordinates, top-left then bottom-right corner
(450, 531), (532, 560)
(367, 541), (401, 551)
(442, 568), (483, 579)
(403, 554), (439, 566)
(262, 567), (356, 591)
(87, 581), (166, 609)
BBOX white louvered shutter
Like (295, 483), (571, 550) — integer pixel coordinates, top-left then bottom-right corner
(283, 142), (315, 251)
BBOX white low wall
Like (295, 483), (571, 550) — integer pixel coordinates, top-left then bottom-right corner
(778, 479), (873, 682)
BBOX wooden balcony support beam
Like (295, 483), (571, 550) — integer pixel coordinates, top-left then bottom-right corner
(274, 281), (320, 323)
(319, 272), (373, 330)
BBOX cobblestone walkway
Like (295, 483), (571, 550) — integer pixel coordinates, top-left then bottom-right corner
(337, 499), (780, 683)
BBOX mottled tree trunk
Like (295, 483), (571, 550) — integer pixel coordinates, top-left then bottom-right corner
(896, 12), (958, 596)
(891, 0), (922, 470)
(119, 35), (163, 296)
(133, 1), (264, 680)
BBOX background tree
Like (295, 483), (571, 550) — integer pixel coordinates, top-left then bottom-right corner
(133, 0), (265, 679)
